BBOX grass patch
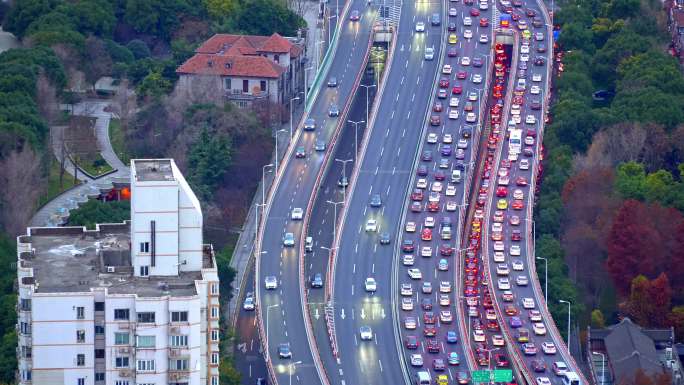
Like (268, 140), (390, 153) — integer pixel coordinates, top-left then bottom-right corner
(109, 118), (131, 165)
(73, 154), (113, 177)
(39, 158), (80, 207)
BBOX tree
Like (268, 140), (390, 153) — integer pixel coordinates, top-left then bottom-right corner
(203, 0), (236, 19)
(67, 200), (131, 229)
(4, 0), (57, 37)
(110, 79), (137, 133)
(233, 0), (305, 37)
(84, 36), (113, 84)
(591, 309), (606, 328)
(126, 39), (151, 60)
(622, 274), (672, 328)
(59, 0), (116, 37)
(0, 148), (44, 237)
(614, 162), (646, 200)
(187, 128), (232, 201)
(219, 358), (241, 385)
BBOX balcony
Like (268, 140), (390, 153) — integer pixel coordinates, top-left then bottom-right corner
(225, 89), (268, 101)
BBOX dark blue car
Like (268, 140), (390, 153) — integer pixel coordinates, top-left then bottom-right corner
(446, 331), (458, 343)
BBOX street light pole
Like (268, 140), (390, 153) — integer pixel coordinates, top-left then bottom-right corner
(536, 256), (548, 304)
(275, 129), (288, 171)
(289, 361), (303, 385)
(593, 352), (606, 385)
(326, 200), (344, 240)
(289, 96), (300, 138)
(265, 303), (280, 361)
(335, 158), (353, 202)
(559, 299), (572, 349)
(255, 203), (266, 244)
(359, 84), (376, 124)
(262, 164), (274, 207)
(347, 120), (365, 160)
(304, 67), (314, 104)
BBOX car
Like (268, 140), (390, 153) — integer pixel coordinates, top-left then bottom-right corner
(424, 312), (437, 324)
(510, 215), (520, 225)
(403, 254), (415, 266)
(473, 74), (482, 83)
(520, 53), (529, 62)
(502, 291), (514, 302)
(492, 335), (505, 347)
(532, 73), (542, 82)
(516, 176), (528, 186)
(517, 19), (528, 30)
(405, 317), (417, 329)
(531, 85), (541, 95)
(442, 64), (453, 74)
(328, 104), (339, 117)
(369, 193), (382, 207)
(529, 310), (542, 322)
(536, 377), (551, 385)
(415, 21), (425, 32)
(426, 340), (440, 353)
(553, 361), (568, 375)
(295, 146), (306, 158)
(516, 275), (529, 286)
(513, 189), (525, 200)
(479, 34), (488, 44)
(311, 273), (323, 288)
(425, 47), (435, 60)
(448, 352), (460, 365)
(533, 322), (547, 336)
(439, 294), (451, 306)
(243, 292), (255, 310)
(535, 32), (544, 41)
(440, 310), (453, 323)
(523, 297), (535, 309)
(447, 48), (458, 57)
(433, 358), (446, 371)
(461, 56), (471, 66)
(405, 335), (419, 349)
(457, 139), (468, 149)
(437, 88), (447, 98)
(438, 258), (449, 271)
(497, 264), (510, 276)
(365, 219), (378, 232)
(448, 22), (457, 31)
(456, 372), (470, 384)
(439, 281), (452, 293)
(470, 8), (480, 16)
(278, 343), (291, 358)
(534, 56), (545, 66)
(473, 56), (483, 67)
(422, 282), (433, 293)
(264, 275), (278, 290)
(463, 29), (472, 39)
(521, 44), (530, 54)
(494, 353), (509, 368)
(512, 260), (524, 271)
(519, 159), (530, 170)
(480, 17), (489, 26)
(542, 341), (557, 354)
(498, 278), (511, 290)
(493, 241), (505, 252)
(403, 239), (415, 253)
(496, 199), (508, 210)
(466, 112), (477, 123)
(468, 91), (478, 101)
(290, 207), (305, 220)
(410, 353), (423, 366)
(401, 297), (414, 311)
(405, 222), (417, 233)
(349, 10), (360, 21)
(363, 277), (377, 292)
(532, 17), (543, 27)
(283, 232), (295, 247)
(473, 329), (486, 342)
(531, 359), (547, 373)
(315, 139), (326, 151)
(338, 176), (349, 187)
(431, 182), (443, 193)
(379, 232), (390, 245)
(510, 245), (521, 256)
(463, 16), (473, 26)
(327, 77), (338, 87)
(523, 342), (537, 355)
(525, 136), (536, 146)
(485, 308), (497, 320)
(431, 13), (441, 25)
(505, 305), (519, 316)
(525, 115), (536, 125)
(408, 269), (422, 281)
(449, 6), (458, 16)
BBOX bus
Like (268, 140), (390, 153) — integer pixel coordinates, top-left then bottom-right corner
(500, 14), (511, 28)
(509, 128), (522, 155)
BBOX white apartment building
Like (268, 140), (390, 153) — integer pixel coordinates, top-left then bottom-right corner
(16, 159), (220, 385)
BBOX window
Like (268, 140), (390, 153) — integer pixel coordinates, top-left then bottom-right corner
(76, 354), (85, 366)
(223, 78), (231, 90)
(139, 242), (149, 253)
(137, 312), (155, 323)
(171, 311), (188, 323)
(211, 306), (219, 319)
(114, 332), (129, 345)
(78, 378), (85, 385)
(170, 359), (189, 370)
(21, 370), (31, 381)
(114, 309), (129, 320)
(76, 306), (85, 319)
(95, 325), (104, 335)
(211, 376), (218, 385)
(211, 352), (219, 365)
(95, 349), (105, 359)
(274, 54), (280, 63)
(20, 298), (31, 311)
(136, 359), (155, 372)
(211, 283), (219, 295)
(20, 322), (30, 335)
(242, 79), (248, 92)
(211, 330), (219, 342)
(170, 335), (188, 347)
(115, 381), (130, 385)
(139, 265), (149, 277)
(136, 335), (155, 348)
(76, 330), (86, 343)
(115, 356), (129, 368)
(95, 373), (105, 381)
(260, 80), (267, 92)
(95, 302), (105, 311)
(21, 346), (31, 358)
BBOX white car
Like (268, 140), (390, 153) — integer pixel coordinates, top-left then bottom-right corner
(365, 277), (377, 292)
(492, 222), (503, 232)
(360, 326), (373, 341)
(510, 105), (521, 115)
(479, 1), (488, 9)
(429, 191), (440, 203)
(424, 216), (435, 228)
(291, 207), (303, 220)
(402, 297), (414, 311)
(265, 276), (278, 289)
(439, 281), (452, 293)
(533, 322), (547, 336)
(479, 34), (488, 44)
(410, 354), (423, 366)
(473, 329), (486, 342)
(523, 297), (535, 309)
(525, 136), (535, 146)
(511, 114), (521, 124)
(520, 54), (529, 62)
(521, 45), (530, 54)
(421, 246), (433, 257)
(519, 159), (530, 170)
(400, 283), (412, 296)
(464, 29), (473, 39)
(431, 181), (443, 192)
(283, 232), (295, 246)
(468, 91), (478, 101)
(466, 112), (477, 123)
(442, 64), (453, 74)
(513, 189), (525, 200)
(510, 245), (521, 256)
(461, 56), (471, 66)
(493, 241), (505, 251)
(449, 97), (459, 108)
(497, 278), (511, 290)
(526, 115), (536, 124)
(529, 310), (543, 322)
(493, 252), (506, 263)
(516, 275), (529, 286)
(446, 201), (457, 211)
(492, 335), (505, 346)
(403, 254), (415, 266)
(365, 219), (378, 232)
(427, 132), (438, 143)
(536, 378), (551, 385)
(449, 109), (459, 120)
(512, 260), (524, 271)
(496, 264), (510, 276)
(408, 268), (422, 279)
(439, 294), (451, 306)
(531, 85), (541, 94)
(405, 221), (416, 232)
(457, 139), (468, 149)
(468, 306), (479, 317)
(417, 178), (428, 189)
(463, 16), (472, 26)
(415, 21), (425, 32)
(445, 184), (457, 196)
(542, 341), (557, 354)
(532, 73), (542, 82)
(473, 74), (482, 83)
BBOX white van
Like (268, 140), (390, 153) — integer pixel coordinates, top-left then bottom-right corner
(451, 169), (462, 183)
(416, 371), (431, 385)
(562, 372), (581, 385)
(305, 237), (313, 252)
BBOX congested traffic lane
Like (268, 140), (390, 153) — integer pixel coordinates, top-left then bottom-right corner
(256, 5), (377, 384)
(394, 2), (498, 384)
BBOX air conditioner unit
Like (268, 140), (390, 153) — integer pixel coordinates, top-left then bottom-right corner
(118, 347), (129, 354)
(666, 347), (673, 360)
(119, 370), (131, 377)
(107, 266), (116, 273)
(170, 326), (181, 333)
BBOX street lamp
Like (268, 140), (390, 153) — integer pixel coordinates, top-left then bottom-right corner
(536, 256), (548, 304)
(559, 299), (572, 348)
(274, 129), (288, 171)
(335, 158), (353, 202)
(289, 360), (303, 385)
(265, 303), (280, 360)
(347, 120), (365, 160)
(359, 84), (376, 124)
(483, 347), (501, 382)
(255, 203), (267, 243)
(326, 14), (337, 48)
(326, 200), (344, 240)
(315, 40), (326, 70)
(289, 96), (300, 138)
(304, 67), (314, 104)
(262, 164), (274, 207)
(593, 352), (606, 385)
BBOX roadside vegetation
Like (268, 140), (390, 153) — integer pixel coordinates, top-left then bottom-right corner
(538, 0), (684, 343)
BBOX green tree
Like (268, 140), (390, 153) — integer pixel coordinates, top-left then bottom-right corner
(126, 39), (151, 60)
(4, 0), (57, 37)
(606, 0), (640, 19)
(137, 71), (173, 100)
(615, 162), (646, 200)
(233, 0), (305, 36)
(59, 0), (116, 36)
(204, 0), (236, 19)
(644, 169), (674, 204)
(187, 128), (232, 201)
(67, 200), (131, 229)
(219, 358), (241, 385)
(591, 309), (606, 328)
(124, 0), (191, 40)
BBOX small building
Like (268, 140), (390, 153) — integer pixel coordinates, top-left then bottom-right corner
(587, 318), (683, 385)
(16, 159), (220, 385)
(177, 33), (305, 109)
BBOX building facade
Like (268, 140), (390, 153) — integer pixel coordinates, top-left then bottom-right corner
(16, 159), (220, 385)
(176, 33), (305, 109)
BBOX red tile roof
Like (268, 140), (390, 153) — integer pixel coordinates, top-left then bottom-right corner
(196, 33), (298, 55)
(176, 54), (285, 78)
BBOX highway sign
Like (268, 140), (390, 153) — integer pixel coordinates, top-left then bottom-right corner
(472, 370), (490, 383)
(494, 369), (513, 382)
(471, 369), (513, 383)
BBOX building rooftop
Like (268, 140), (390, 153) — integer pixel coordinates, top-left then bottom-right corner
(196, 33), (302, 57)
(132, 159), (175, 182)
(20, 224), (214, 297)
(176, 53), (286, 78)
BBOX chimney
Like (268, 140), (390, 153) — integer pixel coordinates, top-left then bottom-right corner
(207, 60), (214, 68)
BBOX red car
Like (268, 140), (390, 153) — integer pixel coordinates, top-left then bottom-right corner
(433, 102), (443, 112)
(496, 187), (508, 197)
(511, 200), (524, 210)
(470, 8), (480, 16)
(439, 78), (449, 88)
(480, 18), (489, 27)
(487, 320), (500, 331)
(434, 170), (446, 181)
(457, 71), (467, 79)
(424, 325), (437, 337)
(427, 340), (441, 353)
(405, 335), (419, 349)
(452, 85), (462, 94)
(430, 115), (441, 126)
(516, 176), (528, 186)
(411, 202), (422, 212)
(511, 230), (522, 241)
(464, 285), (478, 296)
(427, 201), (439, 212)
(411, 189), (424, 201)
(422, 228), (433, 241)
(424, 312), (437, 324)
(440, 245), (454, 256)
(494, 354), (509, 367)
(511, 12), (521, 21)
